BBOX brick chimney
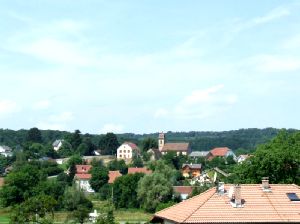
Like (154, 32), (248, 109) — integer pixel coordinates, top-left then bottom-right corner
(234, 184), (242, 206)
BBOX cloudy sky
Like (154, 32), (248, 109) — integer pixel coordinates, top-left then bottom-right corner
(0, 1), (300, 134)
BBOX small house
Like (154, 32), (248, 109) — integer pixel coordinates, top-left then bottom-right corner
(182, 163), (202, 178)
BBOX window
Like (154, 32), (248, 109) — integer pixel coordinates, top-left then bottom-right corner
(128, 150), (130, 153)
(120, 150), (122, 153)
(287, 193), (300, 201)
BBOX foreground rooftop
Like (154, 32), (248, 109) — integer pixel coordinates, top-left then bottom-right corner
(152, 183), (300, 223)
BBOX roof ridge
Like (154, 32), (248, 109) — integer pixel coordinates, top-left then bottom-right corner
(181, 187), (216, 223)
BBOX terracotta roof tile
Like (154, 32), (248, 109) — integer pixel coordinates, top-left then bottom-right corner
(154, 184), (300, 223)
(124, 142), (139, 150)
(128, 167), (152, 174)
(210, 147), (230, 157)
(108, 170), (122, 184)
(75, 173), (91, 179)
(173, 186), (194, 195)
(76, 165), (92, 174)
(162, 143), (190, 152)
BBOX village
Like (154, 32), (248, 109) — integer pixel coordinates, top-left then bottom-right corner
(0, 128), (298, 224)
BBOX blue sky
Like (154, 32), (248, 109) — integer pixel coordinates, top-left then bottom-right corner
(0, 1), (300, 134)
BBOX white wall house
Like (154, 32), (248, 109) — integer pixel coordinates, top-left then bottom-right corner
(52, 140), (63, 151)
(117, 142), (139, 160)
(0, 146), (13, 157)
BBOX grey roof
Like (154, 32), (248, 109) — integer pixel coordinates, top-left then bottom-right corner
(189, 151), (210, 157)
(52, 139), (63, 147)
(182, 163), (202, 169)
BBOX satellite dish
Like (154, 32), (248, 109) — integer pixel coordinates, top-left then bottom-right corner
(213, 172), (217, 183)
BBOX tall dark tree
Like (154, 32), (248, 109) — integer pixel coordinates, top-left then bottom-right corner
(89, 166), (109, 192)
(27, 127), (42, 143)
(98, 133), (120, 155)
(70, 130), (82, 150)
(142, 137), (158, 152)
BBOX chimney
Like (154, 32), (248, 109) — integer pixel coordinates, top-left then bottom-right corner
(217, 182), (225, 194)
(262, 177), (271, 191)
(234, 184), (242, 207)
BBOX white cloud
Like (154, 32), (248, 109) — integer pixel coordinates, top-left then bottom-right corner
(0, 100), (20, 117)
(36, 112), (74, 130)
(252, 7), (290, 25)
(154, 108), (169, 118)
(33, 100), (51, 110)
(248, 54), (300, 73)
(49, 112), (74, 123)
(100, 123), (124, 134)
(155, 85), (237, 120)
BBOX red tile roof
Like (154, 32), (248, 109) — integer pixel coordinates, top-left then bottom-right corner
(153, 184), (300, 223)
(173, 186), (194, 195)
(75, 173), (91, 179)
(128, 167), (152, 175)
(108, 170), (122, 184)
(124, 142), (139, 150)
(0, 177), (4, 187)
(76, 165), (92, 174)
(161, 143), (190, 152)
(210, 147), (230, 157)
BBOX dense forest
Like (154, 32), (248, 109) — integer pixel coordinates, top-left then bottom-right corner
(0, 127), (297, 152)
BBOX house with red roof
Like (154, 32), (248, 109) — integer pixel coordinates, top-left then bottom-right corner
(108, 170), (122, 184)
(128, 167), (152, 175)
(117, 142), (140, 160)
(74, 165), (94, 193)
(152, 179), (300, 224)
(207, 147), (236, 160)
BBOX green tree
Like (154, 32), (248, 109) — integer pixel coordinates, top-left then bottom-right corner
(89, 166), (109, 192)
(98, 133), (120, 155)
(112, 173), (144, 209)
(107, 159), (128, 174)
(70, 130), (82, 150)
(141, 137), (158, 152)
(137, 173), (173, 212)
(131, 155), (143, 168)
(63, 186), (93, 211)
(10, 195), (56, 223)
(27, 127), (42, 143)
(234, 131), (300, 185)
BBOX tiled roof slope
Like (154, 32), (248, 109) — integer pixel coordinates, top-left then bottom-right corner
(210, 147), (230, 157)
(76, 165), (92, 174)
(154, 184), (300, 223)
(75, 173), (91, 179)
(108, 170), (122, 184)
(162, 143), (190, 152)
(124, 142), (139, 150)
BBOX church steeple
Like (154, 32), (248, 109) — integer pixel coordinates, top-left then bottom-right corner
(158, 132), (165, 151)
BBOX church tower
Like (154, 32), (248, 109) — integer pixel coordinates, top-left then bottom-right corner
(158, 132), (165, 151)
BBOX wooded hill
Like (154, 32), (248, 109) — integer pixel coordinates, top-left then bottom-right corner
(0, 128), (297, 152)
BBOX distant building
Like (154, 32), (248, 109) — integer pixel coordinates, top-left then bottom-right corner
(158, 132), (191, 156)
(108, 170), (122, 184)
(182, 163), (202, 178)
(0, 145), (13, 157)
(207, 147), (236, 160)
(52, 140), (64, 151)
(128, 167), (152, 175)
(117, 142), (140, 160)
(173, 186), (194, 200)
(147, 148), (162, 161)
(189, 151), (210, 159)
(74, 165), (94, 193)
(237, 154), (250, 163)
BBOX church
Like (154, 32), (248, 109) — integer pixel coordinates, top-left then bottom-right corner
(158, 132), (191, 155)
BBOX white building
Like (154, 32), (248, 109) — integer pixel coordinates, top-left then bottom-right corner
(52, 139), (64, 151)
(117, 142), (139, 160)
(0, 145), (13, 157)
